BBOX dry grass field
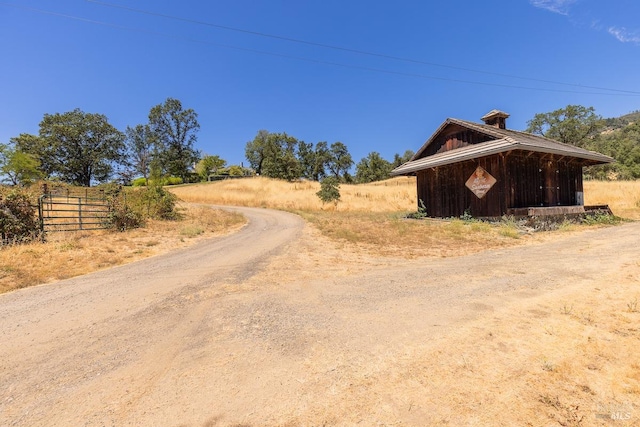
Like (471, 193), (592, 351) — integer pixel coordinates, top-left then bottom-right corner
(584, 180), (640, 220)
(3, 177), (639, 293)
(2, 177), (640, 425)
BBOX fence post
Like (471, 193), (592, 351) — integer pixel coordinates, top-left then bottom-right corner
(78, 197), (83, 230)
(38, 195), (45, 239)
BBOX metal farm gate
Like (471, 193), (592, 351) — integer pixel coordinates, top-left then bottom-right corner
(38, 190), (111, 233)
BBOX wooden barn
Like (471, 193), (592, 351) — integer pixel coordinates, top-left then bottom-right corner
(391, 110), (614, 218)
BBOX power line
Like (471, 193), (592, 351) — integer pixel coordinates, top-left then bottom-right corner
(2, 2), (639, 97)
(85, 0), (640, 96)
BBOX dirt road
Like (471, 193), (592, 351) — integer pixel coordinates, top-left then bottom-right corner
(1, 207), (639, 426)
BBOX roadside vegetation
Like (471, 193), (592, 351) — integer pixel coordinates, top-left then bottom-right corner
(0, 202), (244, 293)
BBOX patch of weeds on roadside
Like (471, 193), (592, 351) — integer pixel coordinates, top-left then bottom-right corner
(459, 209), (474, 222)
(470, 221), (491, 233)
(627, 298), (638, 313)
(406, 199), (428, 219)
(498, 226), (520, 239)
(180, 225), (204, 238)
(557, 220), (577, 232)
(542, 359), (556, 372)
(561, 303), (574, 315)
(56, 240), (82, 252)
(446, 219), (465, 236)
(496, 216), (522, 238)
(582, 212), (621, 226)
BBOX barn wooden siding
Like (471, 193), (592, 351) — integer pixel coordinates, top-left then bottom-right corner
(416, 151), (584, 218)
(422, 126), (493, 157)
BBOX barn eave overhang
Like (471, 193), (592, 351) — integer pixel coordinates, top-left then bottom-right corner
(391, 139), (614, 176)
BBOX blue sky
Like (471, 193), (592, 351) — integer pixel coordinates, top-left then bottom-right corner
(1, 0), (640, 167)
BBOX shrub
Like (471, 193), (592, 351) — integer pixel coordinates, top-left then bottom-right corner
(103, 185), (179, 231)
(0, 188), (41, 244)
(316, 177), (341, 204)
(407, 199), (428, 219)
(582, 212), (620, 225)
(122, 185), (180, 221)
(131, 176), (183, 187)
(104, 194), (145, 231)
(164, 176), (183, 186)
(131, 177), (148, 187)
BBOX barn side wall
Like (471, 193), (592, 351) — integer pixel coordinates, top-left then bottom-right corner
(415, 152), (585, 218)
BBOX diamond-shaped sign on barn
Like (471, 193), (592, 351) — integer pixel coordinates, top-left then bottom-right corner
(465, 166), (496, 199)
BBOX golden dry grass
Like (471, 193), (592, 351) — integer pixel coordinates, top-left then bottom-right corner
(170, 177), (640, 257)
(585, 180), (640, 219)
(169, 176), (417, 212)
(297, 211), (525, 258)
(0, 204), (245, 294)
(3, 178), (639, 294)
(171, 176), (640, 219)
(169, 176), (530, 257)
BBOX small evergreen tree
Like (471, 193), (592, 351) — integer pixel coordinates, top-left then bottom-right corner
(316, 177), (341, 204)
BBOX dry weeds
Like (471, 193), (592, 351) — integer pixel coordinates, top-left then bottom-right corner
(4, 178), (639, 294)
(584, 180), (640, 220)
(0, 204), (245, 293)
(169, 176), (416, 212)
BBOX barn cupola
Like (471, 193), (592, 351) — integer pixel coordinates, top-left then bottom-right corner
(481, 110), (510, 129)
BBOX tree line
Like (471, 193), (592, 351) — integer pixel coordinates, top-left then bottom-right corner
(244, 129), (414, 184)
(526, 105), (640, 180)
(0, 98), (413, 187)
(1, 98), (205, 187)
(3, 101), (638, 188)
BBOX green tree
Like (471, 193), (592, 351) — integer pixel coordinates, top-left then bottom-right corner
(245, 131), (301, 181)
(297, 140), (316, 180)
(148, 98), (200, 181)
(18, 109), (126, 186)
(525, 105), (605, 148)
(312, 141), (331, 181)
(327, 141), (353, 182)
(355, 151), (392, 183)
(0, 188), (40, 243)
(12, 133), (55, 178)
(392, 150), (415, 168)
(195, 154), (226, 181)
(589, 121), (640, 179)
(227, 165), (245, 176)
(125, 124), (153, 185)
(245, 129), (269, 175)
(316, 176), (341, 204)
(0, 144), (42, 185)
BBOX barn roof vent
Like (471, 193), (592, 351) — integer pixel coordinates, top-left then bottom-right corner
(481, 110), (510, 129)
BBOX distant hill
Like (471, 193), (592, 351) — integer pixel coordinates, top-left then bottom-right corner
(589, 109), (640, 180)
(604, 110), (640, 130)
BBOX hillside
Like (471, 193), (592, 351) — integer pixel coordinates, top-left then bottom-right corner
(584, 109), (640, 180)
(604, 109), (640, 129)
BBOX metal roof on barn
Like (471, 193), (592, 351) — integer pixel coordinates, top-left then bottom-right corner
(391, 117), (614, 176)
